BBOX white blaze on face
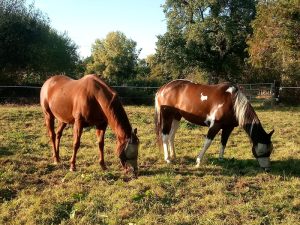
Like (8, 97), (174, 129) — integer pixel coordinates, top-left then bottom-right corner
(255, 143), (271, 168)
(256, 143), (268, 156)
(205, 103), (224, 128)
(257, 157), (271, 168)
(200, 93), (208, 101)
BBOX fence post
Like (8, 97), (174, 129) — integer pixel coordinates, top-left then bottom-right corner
(273, 80), (280, 105)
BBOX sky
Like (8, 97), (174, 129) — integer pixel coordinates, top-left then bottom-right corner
(29, 0), (167, 59)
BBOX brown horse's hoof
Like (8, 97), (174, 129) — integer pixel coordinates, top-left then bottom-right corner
(69, 166), (76, 172)
(100, 163), (107, 170)
(53, 157), (60, 165)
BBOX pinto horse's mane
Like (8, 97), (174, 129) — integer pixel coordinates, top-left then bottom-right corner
(233, 89), (260, 127)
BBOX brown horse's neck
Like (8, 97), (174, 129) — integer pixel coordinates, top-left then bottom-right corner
(105, 95), (132, 143)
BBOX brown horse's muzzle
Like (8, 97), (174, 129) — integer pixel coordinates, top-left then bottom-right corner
(125, 159), (138, 177)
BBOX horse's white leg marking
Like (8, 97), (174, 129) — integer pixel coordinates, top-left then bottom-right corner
(219, 145), (225, 160)
(196, 138), (212, 167)
(226, 86), (235, 94)
(200, 93), (208, 101)
(169, 120), (180, 160)
(162, 134), (171, 163)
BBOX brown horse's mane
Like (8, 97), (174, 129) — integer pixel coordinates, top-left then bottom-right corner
(89, 76), (133, 156)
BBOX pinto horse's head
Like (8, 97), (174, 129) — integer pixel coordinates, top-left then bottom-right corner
(252, 130), (274, 171)
(119, 128), (139, 177)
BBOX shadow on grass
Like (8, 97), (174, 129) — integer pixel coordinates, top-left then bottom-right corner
(0, 147), (13, 156)
(139, 156), (300, 178)
(209, 157), (300, 178)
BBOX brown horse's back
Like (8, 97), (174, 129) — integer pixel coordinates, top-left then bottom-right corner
(40, 75), (113, 126)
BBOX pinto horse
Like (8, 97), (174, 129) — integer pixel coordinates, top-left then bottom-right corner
(40, 75), (139, 175)
(155, 80), (274, 170)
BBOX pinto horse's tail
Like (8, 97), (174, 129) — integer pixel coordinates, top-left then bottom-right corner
(154, 93), (163, 148)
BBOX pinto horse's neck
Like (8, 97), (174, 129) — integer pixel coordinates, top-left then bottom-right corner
(243, 120), (269, 144)
(234, 90), (269, 144)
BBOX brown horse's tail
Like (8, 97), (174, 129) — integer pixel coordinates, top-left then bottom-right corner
(154, 93), (162, 149)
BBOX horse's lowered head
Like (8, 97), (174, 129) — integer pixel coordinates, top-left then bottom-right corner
(252, 129), (274, 171)
(119, 128), (139, 177)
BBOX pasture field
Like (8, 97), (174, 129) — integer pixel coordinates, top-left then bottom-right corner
(0, 105), (299, 225)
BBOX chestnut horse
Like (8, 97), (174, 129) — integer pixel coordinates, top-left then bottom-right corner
(40, 75), (139, 175)
(155, 80), (274, 170)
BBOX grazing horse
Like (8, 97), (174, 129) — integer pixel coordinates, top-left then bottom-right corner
(40, 74), (139, 175)
(155, 80), (274, 170)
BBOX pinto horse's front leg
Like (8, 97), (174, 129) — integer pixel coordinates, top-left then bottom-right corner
(96, 125), (107, 170)
(70, 119), (83, 171)
(196, 125), (221, 167)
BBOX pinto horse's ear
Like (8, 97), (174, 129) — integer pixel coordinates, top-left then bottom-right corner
(269, 129), (274, 137)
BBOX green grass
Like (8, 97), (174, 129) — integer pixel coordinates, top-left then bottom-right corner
(0, 105), (299, 225)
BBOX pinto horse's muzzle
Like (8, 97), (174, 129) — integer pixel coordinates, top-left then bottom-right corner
(252, 143), (273, 171)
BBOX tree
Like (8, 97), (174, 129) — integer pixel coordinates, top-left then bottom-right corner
(0, 0), (80, 84)
(86, 31), (140, 84)
(247, 0), (300, 85)
(154, 0), (256, 83)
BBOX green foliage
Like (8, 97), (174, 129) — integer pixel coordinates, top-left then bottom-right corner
(152, 0), (256, 83)
(0, 0), (80, 85)
(86, 31), (140, 84)
(247, 0), (300, 85)
(0, 105), (300, 224)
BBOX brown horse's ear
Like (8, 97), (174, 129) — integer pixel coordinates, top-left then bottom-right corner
(269, 129), (274, 137)
(133, 128), (137, 134)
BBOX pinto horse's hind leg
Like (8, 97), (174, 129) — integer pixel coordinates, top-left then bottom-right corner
(55, 121), (67, 163)
(169, 120), (180, 160)
(196, 125), (221, 167)
(161, 116), (173, 164)
(96, 124), (107, 170)
(70, 119), (83, 171)
(219, 127), (234, 160)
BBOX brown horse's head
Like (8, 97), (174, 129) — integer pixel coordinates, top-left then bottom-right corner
(251, 130), (274, 171)
(119, 128), (139, 177)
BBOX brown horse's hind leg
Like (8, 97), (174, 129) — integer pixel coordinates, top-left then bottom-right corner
(70, 119), (83, 171)
(96, 124), (107, 170)
(55, 121), (67, 163)
(44, 113), (59, 164)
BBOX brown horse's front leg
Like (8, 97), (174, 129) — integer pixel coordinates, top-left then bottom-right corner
(96, 125), (107, 170)
(70, 120), (83, 171)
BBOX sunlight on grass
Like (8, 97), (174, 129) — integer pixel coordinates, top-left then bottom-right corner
(0, 105), (299, 224)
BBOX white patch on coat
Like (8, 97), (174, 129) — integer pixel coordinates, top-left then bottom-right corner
(205, 103), (224, 128)
(200, 93), (208, 101)
(226, 86), (235, 94)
